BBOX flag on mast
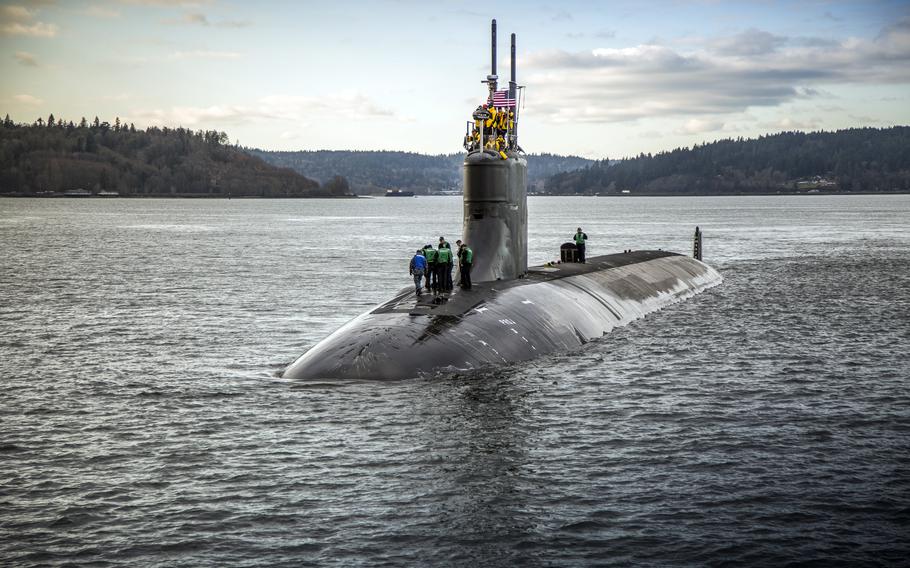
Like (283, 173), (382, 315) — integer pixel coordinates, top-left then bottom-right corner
(492, 89), (516, 107)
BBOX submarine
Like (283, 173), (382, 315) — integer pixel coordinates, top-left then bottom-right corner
(282, 20), (722, 381)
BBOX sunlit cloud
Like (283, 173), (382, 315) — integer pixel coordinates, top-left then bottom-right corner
(757, 117), (823, 131)
(13, 94), (44, 105)
(162, 10), (251, 27)
(163, 11), (207, 25)
(675, 118), (725, 135)
(0, 5), (58, 37)
(14, 50), (39, 66)
(130, 92), (398, 129)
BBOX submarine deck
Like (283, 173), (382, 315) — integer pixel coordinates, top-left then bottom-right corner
(375, 250), (680, 318)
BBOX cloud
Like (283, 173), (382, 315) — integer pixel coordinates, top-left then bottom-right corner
(101, 93), (132, 101)
(522, 20), (910, 125)
(86, 5), (121, 18)
(260, 93), (396, 120)
(130, 92), (397, 128)
(709, 28), (786, 56)
(551, 9), (572, 23)
(184, 11), (207, 25)
(162, 10), (250, 27)
(118, 0), (212, 6)
(171, 50), (241, 59)
(674, 118), (725, 135)
(14, 50), (38, 66)
(132, 104), (272, 126)
(216, 19), (250, 28)
(757, 117), (823, 131)
(109, 50), (243, 65)
(13, 94), (43, 105)
(0, 5), (58, 37)
(848, 114), (881, 123)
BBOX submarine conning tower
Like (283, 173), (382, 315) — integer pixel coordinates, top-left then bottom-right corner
(462, 19), (528, 282)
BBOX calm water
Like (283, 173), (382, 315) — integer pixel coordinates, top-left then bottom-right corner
(1, 195), (909, 566)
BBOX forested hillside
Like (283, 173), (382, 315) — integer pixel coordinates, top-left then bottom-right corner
(546, 127), (910, 195)
(250, 149), (593, 194)
(0, 115), (326, 197)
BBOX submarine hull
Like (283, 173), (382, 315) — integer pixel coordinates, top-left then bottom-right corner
(282, 251), (721, 381)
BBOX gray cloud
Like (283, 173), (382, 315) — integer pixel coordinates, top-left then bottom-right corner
(710, 28), (786, 56)
(551, 9), (572, 23)
(848, 114), (881, 123)
(216, 19), (251, 28)
(522, 20), (910, 125)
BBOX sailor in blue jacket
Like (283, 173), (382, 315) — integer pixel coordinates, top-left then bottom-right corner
(409, 249), (428, 295)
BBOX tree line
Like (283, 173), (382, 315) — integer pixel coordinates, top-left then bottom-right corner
(545, 127), (910, 195)
(0, 114), (330, 197)
(249, 149), (593, 194)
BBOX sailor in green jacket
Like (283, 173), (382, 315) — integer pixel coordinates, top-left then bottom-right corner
(574, 227), (588, 263)
(435, 240), (454, 292)
(422, 244), (438, 293)
(456, 239), (473, 290)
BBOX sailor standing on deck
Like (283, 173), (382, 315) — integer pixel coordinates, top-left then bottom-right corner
(436, 239), (453, 292)
(574, 227), (588, 263)
(456, 239), (473, 290)
(423, 244), (438, 293)
(409, 249), (427, 295)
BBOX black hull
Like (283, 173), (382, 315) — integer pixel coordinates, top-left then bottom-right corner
(282, 251), (721, 380)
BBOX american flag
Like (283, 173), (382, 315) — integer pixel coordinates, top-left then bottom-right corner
(491, 89), (516, 107)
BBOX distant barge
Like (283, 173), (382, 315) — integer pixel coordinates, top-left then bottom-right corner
(385, 190), (415, 197)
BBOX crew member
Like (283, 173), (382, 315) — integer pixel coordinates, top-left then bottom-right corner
(440, 237), (454, 291)
(456, 239), (473, 290)
(409, 249), (427, 295)
(574, 227), (588, 263)
(436, 241), (453, 292)
(423, 244), (437, 293)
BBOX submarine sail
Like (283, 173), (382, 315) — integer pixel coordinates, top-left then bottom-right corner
(281, 20), (722, 381)
(462, 20), (528, 282)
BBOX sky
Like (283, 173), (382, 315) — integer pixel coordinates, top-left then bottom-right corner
(2, 0), (909, 159)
